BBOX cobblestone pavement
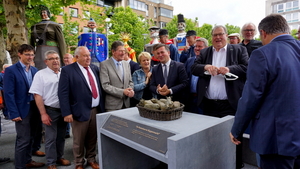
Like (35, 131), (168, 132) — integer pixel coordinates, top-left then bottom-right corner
(0, 118), (257, 169)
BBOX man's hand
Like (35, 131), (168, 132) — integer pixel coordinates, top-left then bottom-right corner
(183, 46), (189, 52)
(12, 117), (22, 122)
(218, 67), (230, 75)
(229, 132), (241, 145)
(41, 113), (52, 126)
(204, 65), (219, 76)
(158, 84), (170, 96)
(64, 114), (73, 123)
(124, 88), (134, 98)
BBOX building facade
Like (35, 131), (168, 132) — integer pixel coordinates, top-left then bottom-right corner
(266, 0), (300, 30)
(56, 0), (173, 34)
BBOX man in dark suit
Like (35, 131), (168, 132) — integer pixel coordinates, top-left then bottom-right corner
(150, 43), (188, 102)
(230, 14), (300, 169)
(4, 44), (45, 169)
(184, 37), (208, 114)
(191, 25), (248, 169)
(58, 46), (105, 169)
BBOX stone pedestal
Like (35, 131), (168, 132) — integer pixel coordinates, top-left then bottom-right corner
(97, 108), (235, 169)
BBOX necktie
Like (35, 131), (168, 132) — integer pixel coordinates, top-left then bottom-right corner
(117, 62), (123, 82)
(163, 64), (168, 84)
(84, 67), (98, 99)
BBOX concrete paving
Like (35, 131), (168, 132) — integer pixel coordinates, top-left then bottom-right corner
(0, 118), (258, 169)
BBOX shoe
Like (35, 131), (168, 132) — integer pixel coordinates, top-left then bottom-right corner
(0, 157), (10, 164)
(87, 161), (99, 169)
(47, 165), (57, 169)
(65, 134), (70, 138)
(25, 161), (45, 168)
(32, 151), (46, 157)
(56, 158), (71, 166)
(75, 165), (84, 169)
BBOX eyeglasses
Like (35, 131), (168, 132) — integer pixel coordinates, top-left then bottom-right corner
(47, 57), (59, 61)
(243, 29), (255, 32)
(24, 53), (35, 57)
(212, 33), (225, 37)
(228, 37), (238, 40)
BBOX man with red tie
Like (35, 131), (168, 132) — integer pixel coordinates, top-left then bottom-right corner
(58, 46), (105, 169)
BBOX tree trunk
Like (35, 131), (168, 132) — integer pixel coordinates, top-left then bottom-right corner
(3, 0), (28, 64)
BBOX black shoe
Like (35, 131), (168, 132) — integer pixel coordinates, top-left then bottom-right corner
(0, 157), (10, 165)
(65, 134), (70, 138)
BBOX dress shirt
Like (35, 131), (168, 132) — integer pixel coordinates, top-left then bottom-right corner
(112, 57), (124, 80)
(77, 62), (100, 107)
(206, 45), (228, 100)
(19, 61), (34, 101)
(160, 59), (173, 94)
(29, 67), (61, 108)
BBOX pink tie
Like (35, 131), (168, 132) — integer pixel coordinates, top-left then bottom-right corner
(84, 67), (98, 99)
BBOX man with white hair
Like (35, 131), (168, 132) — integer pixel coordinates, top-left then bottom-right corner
(240, 22), (262, 57)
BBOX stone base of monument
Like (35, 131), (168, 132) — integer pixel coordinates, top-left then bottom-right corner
(96, 108), (235, 169)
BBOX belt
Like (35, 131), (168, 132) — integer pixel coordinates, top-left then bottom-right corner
(204, 97), (228, 102)
(45, 105), (60, 111)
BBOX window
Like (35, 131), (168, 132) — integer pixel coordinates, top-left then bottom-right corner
(160, 7), (173, 18)
(128, 0), (146, 11)
(83, 10), (90, 19)
(83, 27), (90, 33)
(96, 0), (104, 6)
(160, 21), (167, 28)
(285, 12), (299, 23)
(146, 4), (148, 16)
(59, 7), (64, 15)
(154, 7), (157, 18)
(69, 8), (78, 17)
(277, 3), (284, 13)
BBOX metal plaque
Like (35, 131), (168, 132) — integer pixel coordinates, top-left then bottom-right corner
(102, 115), (175, 154)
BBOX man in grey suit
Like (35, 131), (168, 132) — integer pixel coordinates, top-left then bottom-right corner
(100, 41), (134, 111)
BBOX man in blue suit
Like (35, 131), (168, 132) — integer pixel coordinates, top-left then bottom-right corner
(230, 14), (300, 169)
(150, 43), (188, 102)
(4, 44), (45, 169)
(58, 46), (105, 169)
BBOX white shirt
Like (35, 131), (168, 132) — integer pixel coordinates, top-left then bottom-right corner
(77, 62), (100, 107)
(29, 67), (61, 108)
(206, 45), (228, 100)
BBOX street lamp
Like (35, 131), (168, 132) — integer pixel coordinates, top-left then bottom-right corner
(142, 33), (148, 51)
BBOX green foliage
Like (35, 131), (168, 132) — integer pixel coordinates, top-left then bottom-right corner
(195, 23), (213, 45)
(225, 23), (241, 35)
(291, 29), (298, 39)
(61, 12), (80, 50)
(103, 6), (150, 56)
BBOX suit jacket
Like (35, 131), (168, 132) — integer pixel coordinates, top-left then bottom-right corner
(58, 63), (104, 121)
(191, 44), (248, 110)
(150, 60), (188, 102)
(129, 60), (140, 75)
(231, 35), (300, 156)
(4, 62), (38, 119)
(100, 58), (134, 110)
(180, 45), (195, 63)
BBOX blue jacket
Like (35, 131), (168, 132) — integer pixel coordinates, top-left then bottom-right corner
(180, 45), (195, 63)
(169, 44), (180, 62)
(58, 63), (105, 121)
(231, 35), (300, 156)
(132, 68), (155, 100)
(4, 62), (38, 119)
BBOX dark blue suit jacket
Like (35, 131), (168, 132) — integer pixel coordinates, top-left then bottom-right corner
(150, 60), (188, 102)
(58, 62), (105, 121)
(231, 35), (300, 156)
(191, 44), (248, 110)
(129, 60), (140, 75)
(4, 62), (38, 119)
(180, 45), (195, 63)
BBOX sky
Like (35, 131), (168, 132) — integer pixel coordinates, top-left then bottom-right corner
(167, 0), (266, 29)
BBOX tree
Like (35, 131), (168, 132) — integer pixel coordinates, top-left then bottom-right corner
(2, 0), (92, 63)
(225, 23), (241, 35)
(104, 6), (150, 56)
(196, 23), (213, 45)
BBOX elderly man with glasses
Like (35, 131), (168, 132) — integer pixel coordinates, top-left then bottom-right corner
(239, 23), (263, 57)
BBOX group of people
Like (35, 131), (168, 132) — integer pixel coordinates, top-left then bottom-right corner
(0, 12), (300, 169)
